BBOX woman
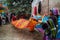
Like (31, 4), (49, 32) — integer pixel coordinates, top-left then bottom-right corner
(48, 10), (58, 40)
(49, 10), (57, 27)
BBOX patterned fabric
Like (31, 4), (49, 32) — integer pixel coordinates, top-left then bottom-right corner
(49, 15), (57, 26)
(12, 18), (37, 31)
(27, 18), (37, 31)
(47, 19), (56, 38)
(11, 19), (29, 29)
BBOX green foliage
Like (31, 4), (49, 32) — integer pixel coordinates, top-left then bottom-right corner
(7, 0), (33, 14)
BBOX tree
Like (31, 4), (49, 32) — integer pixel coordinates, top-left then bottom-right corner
(7, 0), (33, 14)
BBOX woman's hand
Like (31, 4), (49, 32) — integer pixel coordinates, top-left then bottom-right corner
(38, 19), (42, 23)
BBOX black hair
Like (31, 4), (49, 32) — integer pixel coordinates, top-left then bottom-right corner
(50, 10), (53, 13)
(50, 10), (54, 15)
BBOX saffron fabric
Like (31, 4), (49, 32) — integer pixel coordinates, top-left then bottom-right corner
(12, 18), (37, 31)
(27, 18), (37, 31)
(11, 19), (29, 29)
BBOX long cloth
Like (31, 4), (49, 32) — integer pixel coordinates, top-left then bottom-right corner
(11, 18), (37, 31)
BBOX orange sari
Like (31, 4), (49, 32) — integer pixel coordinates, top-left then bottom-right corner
(11, 18), (37, 31)
(27, 18), (38, 31)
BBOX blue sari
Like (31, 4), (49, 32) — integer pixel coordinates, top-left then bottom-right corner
(42, 16), (49, 23)
(56, 16), (60, 38)
(35, 16), (49, 28)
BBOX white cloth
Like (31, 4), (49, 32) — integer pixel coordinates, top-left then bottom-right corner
(31, 0), (42, 17)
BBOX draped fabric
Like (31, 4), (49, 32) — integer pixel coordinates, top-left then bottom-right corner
(38, 1), (41, 14)
(32, 6), (37, 17)
(34, 7), (37, 15)
(56, 16), (60, 38)
(11, 19), (29, 29)
(11, 18), (37, 31)
(27, 18), (37, 31)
